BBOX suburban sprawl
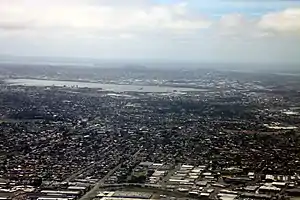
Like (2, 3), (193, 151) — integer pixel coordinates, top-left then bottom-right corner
(0, 64), (300, 200)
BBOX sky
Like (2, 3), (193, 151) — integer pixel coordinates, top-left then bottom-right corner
(0, 0), (300, 64)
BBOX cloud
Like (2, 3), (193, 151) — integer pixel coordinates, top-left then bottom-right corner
(0, 0), (299, 63)
(1, 0), (299, 38)
(219, 14), (246, 28)
(0, 23), (30, 31)
(0, 0), (211, 35)
(217, 13), (251, 36)
(216, 8), (300, 38)
(258, 8), (300, 33)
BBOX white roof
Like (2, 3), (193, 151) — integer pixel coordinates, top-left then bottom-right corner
(218, 193), (238, 200)
(191, 169), (202, 173)
(100, 198), (149, 200)
(244, 186), (259, 191)
(207, 189), (214, 193)
(169, 179), (189, 182)
(271, 182), (286, 186)
(152, 163), (163, 166)
(196, 181), (208, 186)
(37, 198), (70, 200)
(259, 186), (281, 191)
(189, 172), (200, 176)
(67, 186), (86, 190)
(181, 165), (194, 169)
(218, 193), (237, 197)
(220, 190), (238, 194)
(200, 192), (210, 196)
(41, 190), (80, 195)
(266, 175), (275, 180)
(97, 191), (115, 197)
(178, 188), (189, 192)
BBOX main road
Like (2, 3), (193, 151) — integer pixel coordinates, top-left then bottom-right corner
(63, 146), (113, 182)
(79, 149), (141, 200)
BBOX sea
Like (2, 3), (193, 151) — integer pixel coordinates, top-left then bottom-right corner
(5, 78), (204, 93)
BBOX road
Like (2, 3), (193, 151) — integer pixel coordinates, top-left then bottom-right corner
(80, 163), (123, 200)
(64, 162), (97, 182)
(63, 146), (113, 182)
(97, 184), (199, 199)
(79, 149), (141, 200)
(161, 163), (181, 188)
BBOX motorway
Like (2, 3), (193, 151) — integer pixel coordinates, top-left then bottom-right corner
(80, 163), (123, 200)
(63, 146), (113, 182)
(64, 162), (97, 183)
(79, 149), (141, 200)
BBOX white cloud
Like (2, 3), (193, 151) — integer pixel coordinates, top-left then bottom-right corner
(0, 0), (300, 63)
(216, 9), (300, 38)
(217, 14), (249, 36)
(1, 0), (299, 38)
(258, 8), (300, 33)
(219, 14), (246, 28)
(0, 0), (211, 35)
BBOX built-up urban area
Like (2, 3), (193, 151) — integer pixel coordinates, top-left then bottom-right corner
(0, 65), (300, 200)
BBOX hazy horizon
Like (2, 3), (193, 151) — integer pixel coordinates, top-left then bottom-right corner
(0, 55), (299, 73)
